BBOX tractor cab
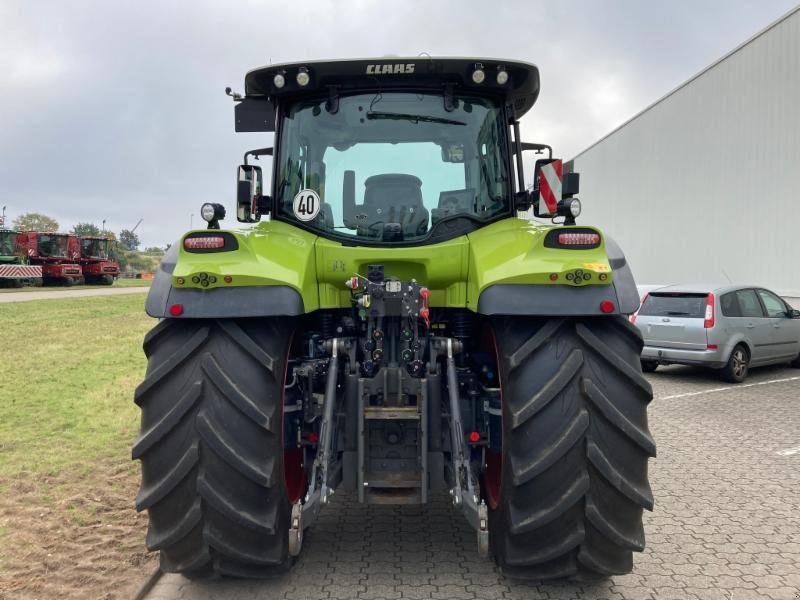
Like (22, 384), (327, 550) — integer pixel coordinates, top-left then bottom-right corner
(0, 230), (19, 261)
(80, 236), (111, 259)
(34, 233), (71, 259)
(229, 58), (580, 243)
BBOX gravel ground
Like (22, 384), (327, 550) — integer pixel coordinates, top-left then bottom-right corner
(144, 363), (800, 600)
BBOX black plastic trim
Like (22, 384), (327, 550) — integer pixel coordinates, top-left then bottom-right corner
(162, 286), (304, 318)
(477, 284), (621, 316)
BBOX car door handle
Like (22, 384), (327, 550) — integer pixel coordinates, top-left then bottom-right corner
(746, 324), (755, 329)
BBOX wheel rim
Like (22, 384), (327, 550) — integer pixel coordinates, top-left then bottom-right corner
(732, 348), (747, 378)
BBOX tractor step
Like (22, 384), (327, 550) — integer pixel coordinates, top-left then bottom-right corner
(364, 406), (421, 420)
(364, 488), (423, 505)
(364, 471), (423, 488)
(357, 373), (428, 505)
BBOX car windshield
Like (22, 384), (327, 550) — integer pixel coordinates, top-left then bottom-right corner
(0, 232), (16, 256)
(275, 92), (511, 243)
(38, 234), (69, 258)
(639, 293), (709, 318)
(82, 238), (109, 258)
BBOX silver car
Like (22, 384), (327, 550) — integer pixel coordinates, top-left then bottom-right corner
(632, 284), (800, 382)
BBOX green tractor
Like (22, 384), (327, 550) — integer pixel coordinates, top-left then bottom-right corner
(134, 58), (654, 580)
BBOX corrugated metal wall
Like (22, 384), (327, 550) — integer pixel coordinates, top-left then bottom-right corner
(571, 8), (800, 297)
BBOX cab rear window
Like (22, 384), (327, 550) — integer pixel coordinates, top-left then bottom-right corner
(638, 293), (708, 318)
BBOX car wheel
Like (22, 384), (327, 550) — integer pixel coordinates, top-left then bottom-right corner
(790, 353), (800, 368)
(721, 345), (749, 383)
(640, 360), (658, 373)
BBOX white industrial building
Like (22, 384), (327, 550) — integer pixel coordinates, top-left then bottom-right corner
(570, 7), (800, 298)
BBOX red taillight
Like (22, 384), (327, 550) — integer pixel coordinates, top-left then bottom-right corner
(169, 303), (184, 317)
(468, 431), (481, 443)
(558, 232), (600, 246)
(600, 300), (615, 314)
(707, 344), (718, 350)
(184, 236), (225, 250)
(704, 293), (715, 328)
(307, 431), (319, 444)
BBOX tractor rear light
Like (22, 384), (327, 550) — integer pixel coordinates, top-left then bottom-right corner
(599, 273), (608, 281)
(549, 273), (558, 281)
(599, 300), (615, 314)
(558, 232), (600, 246)
(169, 303), (184, 317)
(184, 236), (225, 250)
(468, 431), (481, 443)
(223, 275), (232, 284)
(176, 277), (185, 285)
(704, 293), (715, 328)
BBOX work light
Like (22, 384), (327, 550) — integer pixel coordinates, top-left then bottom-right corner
(273, 73), (286, 88)
(200, 203), (226, 229)
(496, 67), (509, 85)
(472, 64), (485, 84)
(566, 198), (581, 218)
(296, 67), (310, 86)
(201, 203), (217, 222)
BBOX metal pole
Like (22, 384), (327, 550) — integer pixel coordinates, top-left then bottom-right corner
(512, 118), (526, 194)
(190, 214), (194, 229)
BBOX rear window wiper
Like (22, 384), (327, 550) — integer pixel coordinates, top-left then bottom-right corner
(366, 111), (466, 126)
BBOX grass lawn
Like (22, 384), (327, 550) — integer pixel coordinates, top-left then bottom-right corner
(0, 278), (151, 293)
(0, 293), (157, 598)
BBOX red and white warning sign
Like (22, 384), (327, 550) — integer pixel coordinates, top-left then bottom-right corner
(538, 159), (562, 216)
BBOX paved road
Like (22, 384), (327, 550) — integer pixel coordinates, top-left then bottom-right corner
(0, 286), (149, 302)
(146, 364), (800, 600)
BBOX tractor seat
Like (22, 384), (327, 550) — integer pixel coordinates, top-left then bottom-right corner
(362, 174), (429, 236)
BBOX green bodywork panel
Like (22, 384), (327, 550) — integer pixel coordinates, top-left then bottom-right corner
(170, 218), (613, 313)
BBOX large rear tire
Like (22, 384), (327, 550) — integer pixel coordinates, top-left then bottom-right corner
(489, 316), (655, 580)
(133, 318), (295, 577)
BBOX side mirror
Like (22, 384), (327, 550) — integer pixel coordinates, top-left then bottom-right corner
(788, 308), (800, 319)
(530, 158), (582, 224)
(237, 164), (268, 223)
(532, 158), (560, 218)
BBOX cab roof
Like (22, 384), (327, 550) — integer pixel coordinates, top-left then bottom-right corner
(236, 57), (540, 132)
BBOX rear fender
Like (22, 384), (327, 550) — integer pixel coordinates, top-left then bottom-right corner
(145, 223), (318, 318)
(470, 220), (640, 316)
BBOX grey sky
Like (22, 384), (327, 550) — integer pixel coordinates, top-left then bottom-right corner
(1, 0), (797, 246)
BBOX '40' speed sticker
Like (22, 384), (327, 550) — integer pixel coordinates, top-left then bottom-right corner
(293, 189), (321, 221)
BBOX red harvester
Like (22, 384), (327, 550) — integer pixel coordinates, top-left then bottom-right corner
(79, 236), (119, 285)
(18, 231), (83, 285)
